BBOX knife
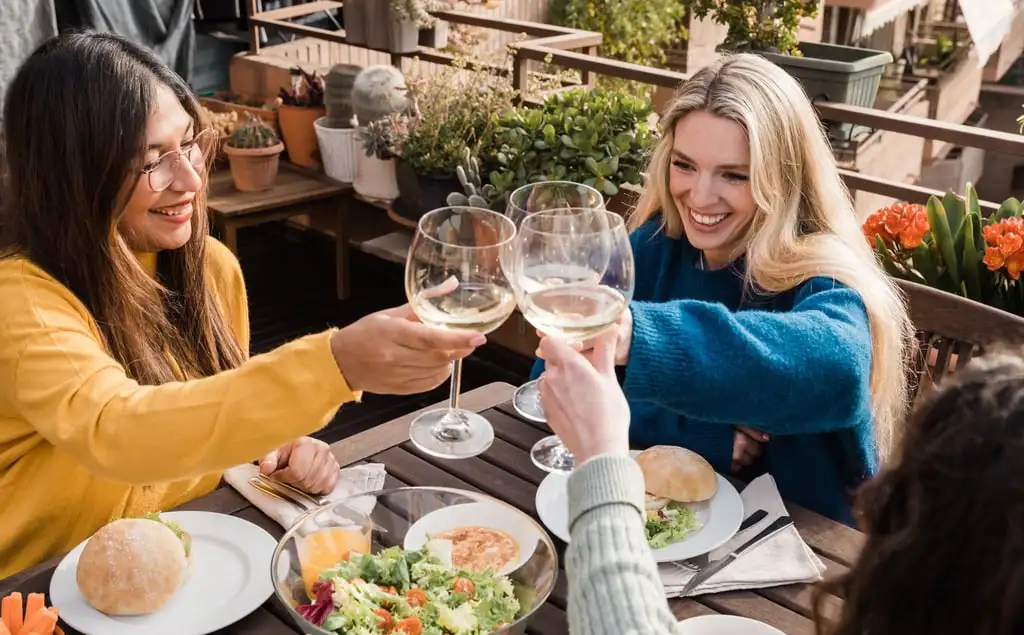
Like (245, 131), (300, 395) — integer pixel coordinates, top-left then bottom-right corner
(678, 515), (794, 596)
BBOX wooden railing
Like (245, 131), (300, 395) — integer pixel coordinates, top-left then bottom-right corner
(246, 0), (1024, 213)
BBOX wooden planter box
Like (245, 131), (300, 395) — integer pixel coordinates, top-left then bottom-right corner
(199, 95), (278, 128)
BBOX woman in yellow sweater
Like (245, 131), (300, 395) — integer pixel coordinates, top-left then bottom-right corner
(0, 32), (484, 577)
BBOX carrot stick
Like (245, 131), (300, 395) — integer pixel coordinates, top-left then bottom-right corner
(17, 607), (56, 635)
(22, 597), (42, 624)
(54, 628), (63, 635)
(0, 616), (11, 635)
(6, 593), (22, 635)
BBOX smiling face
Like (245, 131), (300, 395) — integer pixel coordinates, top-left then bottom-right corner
(118, 83), (205, 253)
(669, 110), (757, 269)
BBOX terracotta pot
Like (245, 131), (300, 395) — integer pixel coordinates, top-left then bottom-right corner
(224, 142), (285, 192)
(277, 104), (326, 169)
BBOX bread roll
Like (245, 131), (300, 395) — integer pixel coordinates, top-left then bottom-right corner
(76, 518), (188, 615)
(636, 445), (718, 503)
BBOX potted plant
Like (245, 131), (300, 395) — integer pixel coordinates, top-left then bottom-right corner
(480, 86), (655, 215)
(687, 0), (893, 142)
(384, 57), (517, 223)
(389, 0), (435, 53)
(314, 64), (364, 183)
(223, 114), (285, 192)
(864, 184), (1024, 315)
(351, 64), (409, 126)
(276, 67), (326, 169)
(356, 114), (404, 201)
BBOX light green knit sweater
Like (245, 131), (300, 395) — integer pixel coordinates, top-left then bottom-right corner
(566, 454), (686, 634)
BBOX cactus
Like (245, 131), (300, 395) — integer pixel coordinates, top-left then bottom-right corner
(352, 65), (409, 125)
(226, 114), (280, 149)
(324, 64), (361, 128)
(446, 147), (506, 212)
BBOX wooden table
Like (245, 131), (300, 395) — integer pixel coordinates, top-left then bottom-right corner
(0, 383), (864, 635)
(206, 163), (353, 299)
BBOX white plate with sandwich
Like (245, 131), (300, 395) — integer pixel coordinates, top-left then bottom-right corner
(49, 511), (276, 635)
(535, 446), (744, 562)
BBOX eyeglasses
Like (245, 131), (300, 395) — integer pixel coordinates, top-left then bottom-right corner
(140, 128), (214, 192)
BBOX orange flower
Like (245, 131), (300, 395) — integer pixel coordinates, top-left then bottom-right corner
(983, 217), (1024, 277)
(863, 203), (929, 250)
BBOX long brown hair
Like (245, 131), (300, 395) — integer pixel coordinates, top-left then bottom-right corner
(1, 31), (244, 384)
(815, 350), (1024, 635)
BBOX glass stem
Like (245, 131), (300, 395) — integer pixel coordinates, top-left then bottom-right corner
(448, 359), (462, 410)
(434, 359), (470, 442)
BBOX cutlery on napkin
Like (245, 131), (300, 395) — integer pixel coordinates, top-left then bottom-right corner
(223, 462), (386, 532)
(660, 473), (826, 597)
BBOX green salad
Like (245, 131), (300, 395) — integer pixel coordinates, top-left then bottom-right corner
(645, 503), (700, 549)
(296, 540), (520, 635)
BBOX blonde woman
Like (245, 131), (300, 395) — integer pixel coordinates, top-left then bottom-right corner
(533, 53), (911, 526)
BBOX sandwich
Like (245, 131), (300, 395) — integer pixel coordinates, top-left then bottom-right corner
(635, 445), (718, 548)
(76, 514), (192, 616)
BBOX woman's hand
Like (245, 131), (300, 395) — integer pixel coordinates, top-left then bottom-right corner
(259, 437), (339, 495)
(537, 330), (630, 464)
(731, 425), (768, 473)
(536, 308), (633, 366)
(331, 304), (486, 395)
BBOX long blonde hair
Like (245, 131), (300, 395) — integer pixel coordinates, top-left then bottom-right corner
(631, 53), (913, 460)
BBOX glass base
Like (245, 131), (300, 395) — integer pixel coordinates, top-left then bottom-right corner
(531, 435), (575, 474)
(513, 380), (547, 423)
(409, 408), (495, 460)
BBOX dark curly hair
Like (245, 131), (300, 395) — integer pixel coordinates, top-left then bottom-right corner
(814, 350), (1024, 635)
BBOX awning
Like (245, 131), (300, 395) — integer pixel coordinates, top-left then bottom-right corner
(957, 0), (1016, 67)
(859, 0), (929, 38)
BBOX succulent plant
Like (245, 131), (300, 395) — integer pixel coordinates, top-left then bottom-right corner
(359, 114), (407, 159)
(352, 65), (409, 125)
(446, 147), (506, 211)
(226, 114), (281, 149)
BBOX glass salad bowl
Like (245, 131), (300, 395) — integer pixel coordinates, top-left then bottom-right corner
(272, 486), (559, 635)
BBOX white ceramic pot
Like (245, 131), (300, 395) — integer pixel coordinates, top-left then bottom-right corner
(313, 117), (360, 183)
(354, 152), (399, 201)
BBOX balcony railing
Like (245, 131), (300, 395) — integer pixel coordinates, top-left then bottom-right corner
(245, 0), (1024, 214)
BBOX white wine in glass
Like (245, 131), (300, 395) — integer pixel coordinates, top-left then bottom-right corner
(513, 208), (634, 473)
(405, 206), (518, 460)
(504, 181), (605, 424)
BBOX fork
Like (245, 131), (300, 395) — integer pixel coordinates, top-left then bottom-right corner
(672, 508), (768, 572)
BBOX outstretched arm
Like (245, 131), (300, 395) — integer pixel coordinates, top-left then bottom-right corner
(623, 278), (872, 435)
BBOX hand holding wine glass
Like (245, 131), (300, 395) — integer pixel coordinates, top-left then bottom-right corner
(512, 208), (635, 473)
(404, 206), (518, 460)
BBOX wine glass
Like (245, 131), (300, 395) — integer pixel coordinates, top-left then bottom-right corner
(405, 206), (518, 459)
(512, 208), (634, 473)
(505, 181), (605, 423)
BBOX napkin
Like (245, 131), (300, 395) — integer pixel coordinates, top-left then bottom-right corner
(223, 462), (387, 532)
(660, 474), (826, 597)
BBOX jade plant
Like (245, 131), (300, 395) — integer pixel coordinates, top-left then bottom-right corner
(686, 0), (819, 55)
(480, 87), (655, 198)
(226, 114), (281, 149)
(864, 184), (1024, 314)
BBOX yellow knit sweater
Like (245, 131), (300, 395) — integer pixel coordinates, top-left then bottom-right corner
(0, 238), (357, 577)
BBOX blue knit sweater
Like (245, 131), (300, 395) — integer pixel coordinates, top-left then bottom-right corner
(531, 218), (876, 525)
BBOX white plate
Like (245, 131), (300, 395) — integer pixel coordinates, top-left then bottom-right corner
(679, 615), (785, 634)
(403, 501), (541, 575)
(50, 511), (276, 635)
(535, 451), (745, 562)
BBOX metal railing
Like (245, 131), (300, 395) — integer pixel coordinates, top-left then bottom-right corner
(245, 0), (1024, 212)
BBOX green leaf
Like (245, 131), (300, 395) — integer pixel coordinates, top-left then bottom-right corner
(942, 189), (966, 239)
(996, 197), (1022, 220)
(910, 243), (942, 288)
(961, 214), (983, 302)
(927, 196), (960, 290)
(600, 179), (619, 196)
(584, 156), (601, 176)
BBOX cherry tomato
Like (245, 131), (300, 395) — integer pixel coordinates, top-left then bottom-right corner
(394, 616), (423, 635)
(406, 588), (428, 607)
(453, 577), (475, 599)
(373, 607), (392, 630)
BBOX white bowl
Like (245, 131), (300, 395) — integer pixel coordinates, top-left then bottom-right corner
(680, 615), (786, 635)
